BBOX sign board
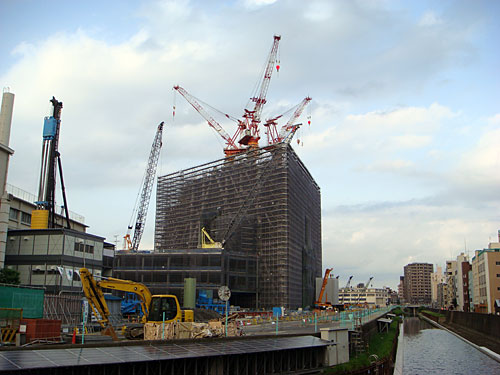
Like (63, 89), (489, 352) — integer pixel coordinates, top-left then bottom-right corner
(218, 286), (231, 301)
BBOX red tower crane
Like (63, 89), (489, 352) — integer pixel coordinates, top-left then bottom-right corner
(173, 35), (281, 157)
(239, 34), (281, 148)
(264, 96), (312, 145)
(173, 86), (243, 157)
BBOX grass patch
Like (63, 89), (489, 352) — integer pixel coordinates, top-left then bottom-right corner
(324, 317), (400, 374)
(421, 310), (445, 318)
(391, 307), (403, 316)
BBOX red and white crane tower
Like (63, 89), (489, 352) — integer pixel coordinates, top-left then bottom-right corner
(264, 96), (312, 145)
(173, 35), (282, 157)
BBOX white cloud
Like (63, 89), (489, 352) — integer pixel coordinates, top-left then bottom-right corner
(242, 0), (278, 9)
(418, 11), (443, 27)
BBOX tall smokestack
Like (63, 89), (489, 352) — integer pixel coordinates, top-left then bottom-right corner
(0, 88), (15, 147)
(0, 88), (15, 268)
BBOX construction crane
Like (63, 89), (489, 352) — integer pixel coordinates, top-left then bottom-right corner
(172, 86), (243, 157)
(314, 268), (334, 310)
(340, 275), (353, 305)
(239, 34), (281, 148)
(32, 97), (71, 230)
(174, 35), (281, 157)
(124, 122), (164, 251)
(264, 96), (312, 145)
(354, 276), (374, 306)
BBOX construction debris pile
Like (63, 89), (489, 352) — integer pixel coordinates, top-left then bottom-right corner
(144, 315), (241, 340)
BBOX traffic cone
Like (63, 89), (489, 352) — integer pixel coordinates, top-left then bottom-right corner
(72, 328), (76, 344)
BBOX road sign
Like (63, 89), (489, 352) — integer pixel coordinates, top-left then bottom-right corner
(218, 286), (231, 301)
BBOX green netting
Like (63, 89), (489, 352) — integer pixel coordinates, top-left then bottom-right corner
(0, 308), (22, 320)
(0, 285), (44, 318)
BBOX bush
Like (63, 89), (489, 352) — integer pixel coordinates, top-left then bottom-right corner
(0, 268), (20, 285)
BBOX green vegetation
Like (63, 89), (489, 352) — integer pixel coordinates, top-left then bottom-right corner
(421, 310), (445, 318)
(391, 307), (403, 316)
(0, 268), (20, 285)
(325, 317), (400, 374)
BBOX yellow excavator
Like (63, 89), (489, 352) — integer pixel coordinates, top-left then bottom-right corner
(79, 268), (194, 340)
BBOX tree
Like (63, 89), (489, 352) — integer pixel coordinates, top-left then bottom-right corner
(0, 268), (20, 285)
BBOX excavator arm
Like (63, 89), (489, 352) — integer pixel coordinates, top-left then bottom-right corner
(99, 277), (153, 322)
(79, 268), (155, 341)
(79, 268), (119, 341)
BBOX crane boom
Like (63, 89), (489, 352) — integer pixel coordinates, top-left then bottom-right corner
(173, 85), (242, 156)
(126, 122), (164, 251)
(340, 275), (354, 305)
(278, 97), (311, 141)
(316, 268), (333, 305)
(250, 34), (281, 124)
(239, 35), (281, 148)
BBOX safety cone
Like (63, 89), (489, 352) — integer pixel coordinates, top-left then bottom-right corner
(72, 328), (76, 344)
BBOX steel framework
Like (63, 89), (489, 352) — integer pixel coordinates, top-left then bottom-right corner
(155, 144), (321, 309)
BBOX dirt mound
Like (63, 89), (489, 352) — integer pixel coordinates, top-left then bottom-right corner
(194, 308), (222, 322)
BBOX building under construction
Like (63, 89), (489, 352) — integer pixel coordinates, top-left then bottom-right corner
(153, 143), (321, 309)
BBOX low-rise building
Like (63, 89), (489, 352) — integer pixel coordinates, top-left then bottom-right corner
(339, 287), (389, 307)
(472, 238), (500, 314)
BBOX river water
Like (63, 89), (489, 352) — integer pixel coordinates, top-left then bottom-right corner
(402, 317), (500, 374)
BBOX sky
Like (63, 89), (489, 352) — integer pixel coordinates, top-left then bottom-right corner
(1, 0), (499, 289)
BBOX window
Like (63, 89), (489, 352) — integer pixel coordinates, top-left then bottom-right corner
(496, 261), (500, 266)
(21, 212), (31, 225)
(9, 208), (19, 221)
(84, 244), (94, 254)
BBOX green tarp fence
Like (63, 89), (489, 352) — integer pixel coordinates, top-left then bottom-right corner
(0, 285), (44, 318)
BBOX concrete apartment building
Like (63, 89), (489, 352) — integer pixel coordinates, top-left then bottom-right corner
(455, 253), (472, 312)
(445, 260), (457, 309)
(431, 265), (446, 308)
(472, 239), (500, 314)
(403, 263), (433, 304)
(397, 276), (405, 303)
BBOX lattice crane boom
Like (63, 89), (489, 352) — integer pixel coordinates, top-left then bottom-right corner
(240, 35), (281, 147)
(250, 34), (281, 123)
(173, 85), (242, 156)
(278, 97), (311, 142)
(126, 122), (164, 251)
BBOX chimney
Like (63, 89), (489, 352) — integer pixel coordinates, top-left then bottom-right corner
(0, 88), (15, 147)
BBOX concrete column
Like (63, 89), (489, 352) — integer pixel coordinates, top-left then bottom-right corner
(0, 91), (14, 147)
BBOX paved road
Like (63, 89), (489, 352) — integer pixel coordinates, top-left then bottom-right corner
(242, 308), (391, 336)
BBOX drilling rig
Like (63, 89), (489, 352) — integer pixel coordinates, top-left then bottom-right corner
(32, 97), (71, 229)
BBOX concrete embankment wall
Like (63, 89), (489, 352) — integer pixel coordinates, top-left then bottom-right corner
(429, 308), (500, 338)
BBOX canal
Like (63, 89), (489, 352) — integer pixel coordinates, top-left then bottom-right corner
(402, 317), (500, 374)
